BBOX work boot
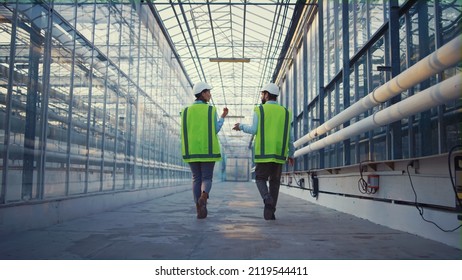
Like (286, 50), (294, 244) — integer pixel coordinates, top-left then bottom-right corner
(197, 192), (208, 219)
(263, 195), (274, 220)
(195, 203), (201, 219)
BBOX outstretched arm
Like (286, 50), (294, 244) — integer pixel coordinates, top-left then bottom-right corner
(232, 114), (258, 135)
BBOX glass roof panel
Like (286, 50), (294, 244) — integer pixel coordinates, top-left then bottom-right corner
(155, 0), (299, 154)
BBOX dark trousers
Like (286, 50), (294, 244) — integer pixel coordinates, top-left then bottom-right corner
(189, 162), (215, 204)
(255, 162), (283, 210)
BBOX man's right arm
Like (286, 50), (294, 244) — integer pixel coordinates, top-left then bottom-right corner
(237, 114), (258, 135)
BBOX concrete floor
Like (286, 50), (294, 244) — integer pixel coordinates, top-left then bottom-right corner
(0, 181), (460, 260)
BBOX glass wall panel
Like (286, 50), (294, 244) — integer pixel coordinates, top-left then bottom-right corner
(43, 14), (75, 198)
(348, 1), (386, 58)
(296, 49), (304, 115)
(439, 0), (462, 45)
(0, 2), (191, 205)
(369, 1), (386, 38)
(306, 16), (318, 106)
(283, 0), (460, 170)
(0, 4), (46, 202)
(287, 67), (295, 113)
(439, 0), (462, 150)
(324, 0), (342, 81)
(0, 5), (10, 201)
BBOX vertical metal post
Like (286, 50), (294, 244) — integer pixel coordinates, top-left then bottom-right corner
(292, 54), (298, 171)
(113, 4), (124, 191)
(353, 0), (360, 156)
(100, 1), (112, 192)
(302, 28), (309, 170)
(325, 1), (331, 82)
(148, 45), (155, 187)
(354, 0), (362, 162)
(388, 0), (403, 160)
(126, 96), (133, 188)
(354, 63), (360, 163)
(365, 1), (373, 161)
(404, 11), (414, 158)
(417, 2), (432, 157)
(65, 2), (78, 196)
(342, 0), (351, 166)
(133, 1), (142, 189)
(433, 0), (445, 153)
(140, 104), (146, 187)
(22, 6), (42, 200)
(125, 6), (134, 189)
(318, 0), (325, 169)
(84, 2), (97, 194)
(1, 1), (19, 204)
(37, 2), (54, 199)
(333, 0), (339, 74)
(143, 12), (150, 188)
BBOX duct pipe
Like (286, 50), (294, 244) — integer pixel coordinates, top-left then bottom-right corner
(294, 73), (462, 158)
(294, 36), (462, 148)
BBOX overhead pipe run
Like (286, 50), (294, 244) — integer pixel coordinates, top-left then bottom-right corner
(294, 36), (462, 148)
(294, 73), (462, 158)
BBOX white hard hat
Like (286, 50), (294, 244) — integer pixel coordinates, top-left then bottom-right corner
(192, 81), (212, 95)
(261, 83), (279, 96)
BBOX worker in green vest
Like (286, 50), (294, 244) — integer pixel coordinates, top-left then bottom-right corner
(233, 83), (294, 220)
(181, 81), (228, 219)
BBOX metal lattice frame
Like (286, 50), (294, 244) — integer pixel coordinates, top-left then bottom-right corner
(156, 0), (302, 157)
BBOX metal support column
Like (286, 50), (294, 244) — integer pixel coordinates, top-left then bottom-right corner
(1, 1), (19, 204)
(65, 4), (78, 196)
(417, 1), (432, 157)
(84, 4), (97, 194)
(302, 28), (309, 170)
(318, 0), (325, 169)
(293, 53), (298, 171)
(37, 2), (54, 199)
(100, 1), (112, 191)
(22, 6), (42, 200)
(388, 0), (403, 160)
(434, 0), (446, 153)
(113, 4), (124, 191)
(133, 2), (142, 189)
(342, 0), (351, 166)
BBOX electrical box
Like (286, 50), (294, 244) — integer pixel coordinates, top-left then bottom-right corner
(310, 173), (319, 198)
(367, 174), (380, 193)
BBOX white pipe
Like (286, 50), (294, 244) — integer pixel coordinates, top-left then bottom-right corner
(294, 73), (462, 158)
(294, 36), (462, 148)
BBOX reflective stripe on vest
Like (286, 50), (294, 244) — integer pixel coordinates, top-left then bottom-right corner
(254, 104), (290, 164)
(181, 104), (221, 162)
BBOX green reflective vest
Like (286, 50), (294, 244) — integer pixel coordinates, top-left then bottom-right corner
(254, 103), (291, 164)
(181, 103), (221, 162)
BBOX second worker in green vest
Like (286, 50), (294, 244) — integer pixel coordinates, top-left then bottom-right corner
(233, 83), (294, 220)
